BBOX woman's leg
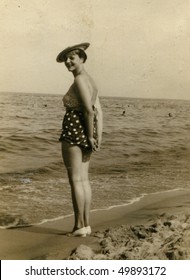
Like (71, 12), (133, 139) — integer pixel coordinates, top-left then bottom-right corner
(61, 141), (85, 229)
(81, 150), (92, 227)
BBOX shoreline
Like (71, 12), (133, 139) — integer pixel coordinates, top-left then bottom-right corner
(0, 188), (190, 260)
(1, 187), (186, 230)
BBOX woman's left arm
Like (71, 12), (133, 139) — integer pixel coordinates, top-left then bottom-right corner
(94, 97), (103, 149)
(75, 75), (96, 149)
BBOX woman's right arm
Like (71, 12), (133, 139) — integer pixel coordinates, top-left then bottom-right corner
(95, 97), (103, 150)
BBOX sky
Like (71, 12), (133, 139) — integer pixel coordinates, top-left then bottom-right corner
(0, 0), (190, 99)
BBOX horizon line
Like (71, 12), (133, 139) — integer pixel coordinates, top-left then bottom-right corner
(0, 91), (190, 102)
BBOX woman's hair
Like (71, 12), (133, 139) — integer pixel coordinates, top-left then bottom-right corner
(66, 49), (87, 63)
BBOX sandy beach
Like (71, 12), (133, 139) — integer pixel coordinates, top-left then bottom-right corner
(0, 189), (190, 260)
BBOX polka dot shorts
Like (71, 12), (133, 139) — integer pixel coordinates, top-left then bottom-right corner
(59, 110), (96, 150)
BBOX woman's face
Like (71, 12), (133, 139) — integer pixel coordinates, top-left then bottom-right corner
(64, 51), (83, 72)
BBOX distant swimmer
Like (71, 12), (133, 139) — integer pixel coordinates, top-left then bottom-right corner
(168, 113), (172, 117)
(122, 110), (126, 116)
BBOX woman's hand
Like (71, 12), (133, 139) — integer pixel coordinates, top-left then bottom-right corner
(88, 137), (99, 152)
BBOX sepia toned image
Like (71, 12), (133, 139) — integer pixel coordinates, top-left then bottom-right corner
(0, 0), (190, 260)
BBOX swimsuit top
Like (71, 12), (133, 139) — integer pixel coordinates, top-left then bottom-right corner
(63, 83), (98, 110)
(63, 84), (82, 109)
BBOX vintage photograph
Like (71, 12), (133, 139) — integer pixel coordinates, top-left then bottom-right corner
(0, 0), (190, 260)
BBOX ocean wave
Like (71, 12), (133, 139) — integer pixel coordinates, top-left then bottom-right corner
(0, 214), (31, 229)
(19, 178), (32, 184)
(6, 188), (187, 230)
(16, 115), (30, 119)
(0, 160), (64, 180)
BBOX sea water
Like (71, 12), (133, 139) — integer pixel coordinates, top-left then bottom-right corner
(0, 92), (190, 228)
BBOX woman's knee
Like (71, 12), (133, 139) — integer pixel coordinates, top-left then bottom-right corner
(68, 173), (82, 186)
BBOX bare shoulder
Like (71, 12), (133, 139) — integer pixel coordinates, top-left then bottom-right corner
(75, 73), (98, 96)
(75, 73), (87, 83)
(74, 74), (88, 88)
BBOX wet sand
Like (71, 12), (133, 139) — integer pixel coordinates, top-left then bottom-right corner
(0, 189), (190, 260)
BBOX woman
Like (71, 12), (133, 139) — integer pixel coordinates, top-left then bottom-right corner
(57, 43), (103, 237)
